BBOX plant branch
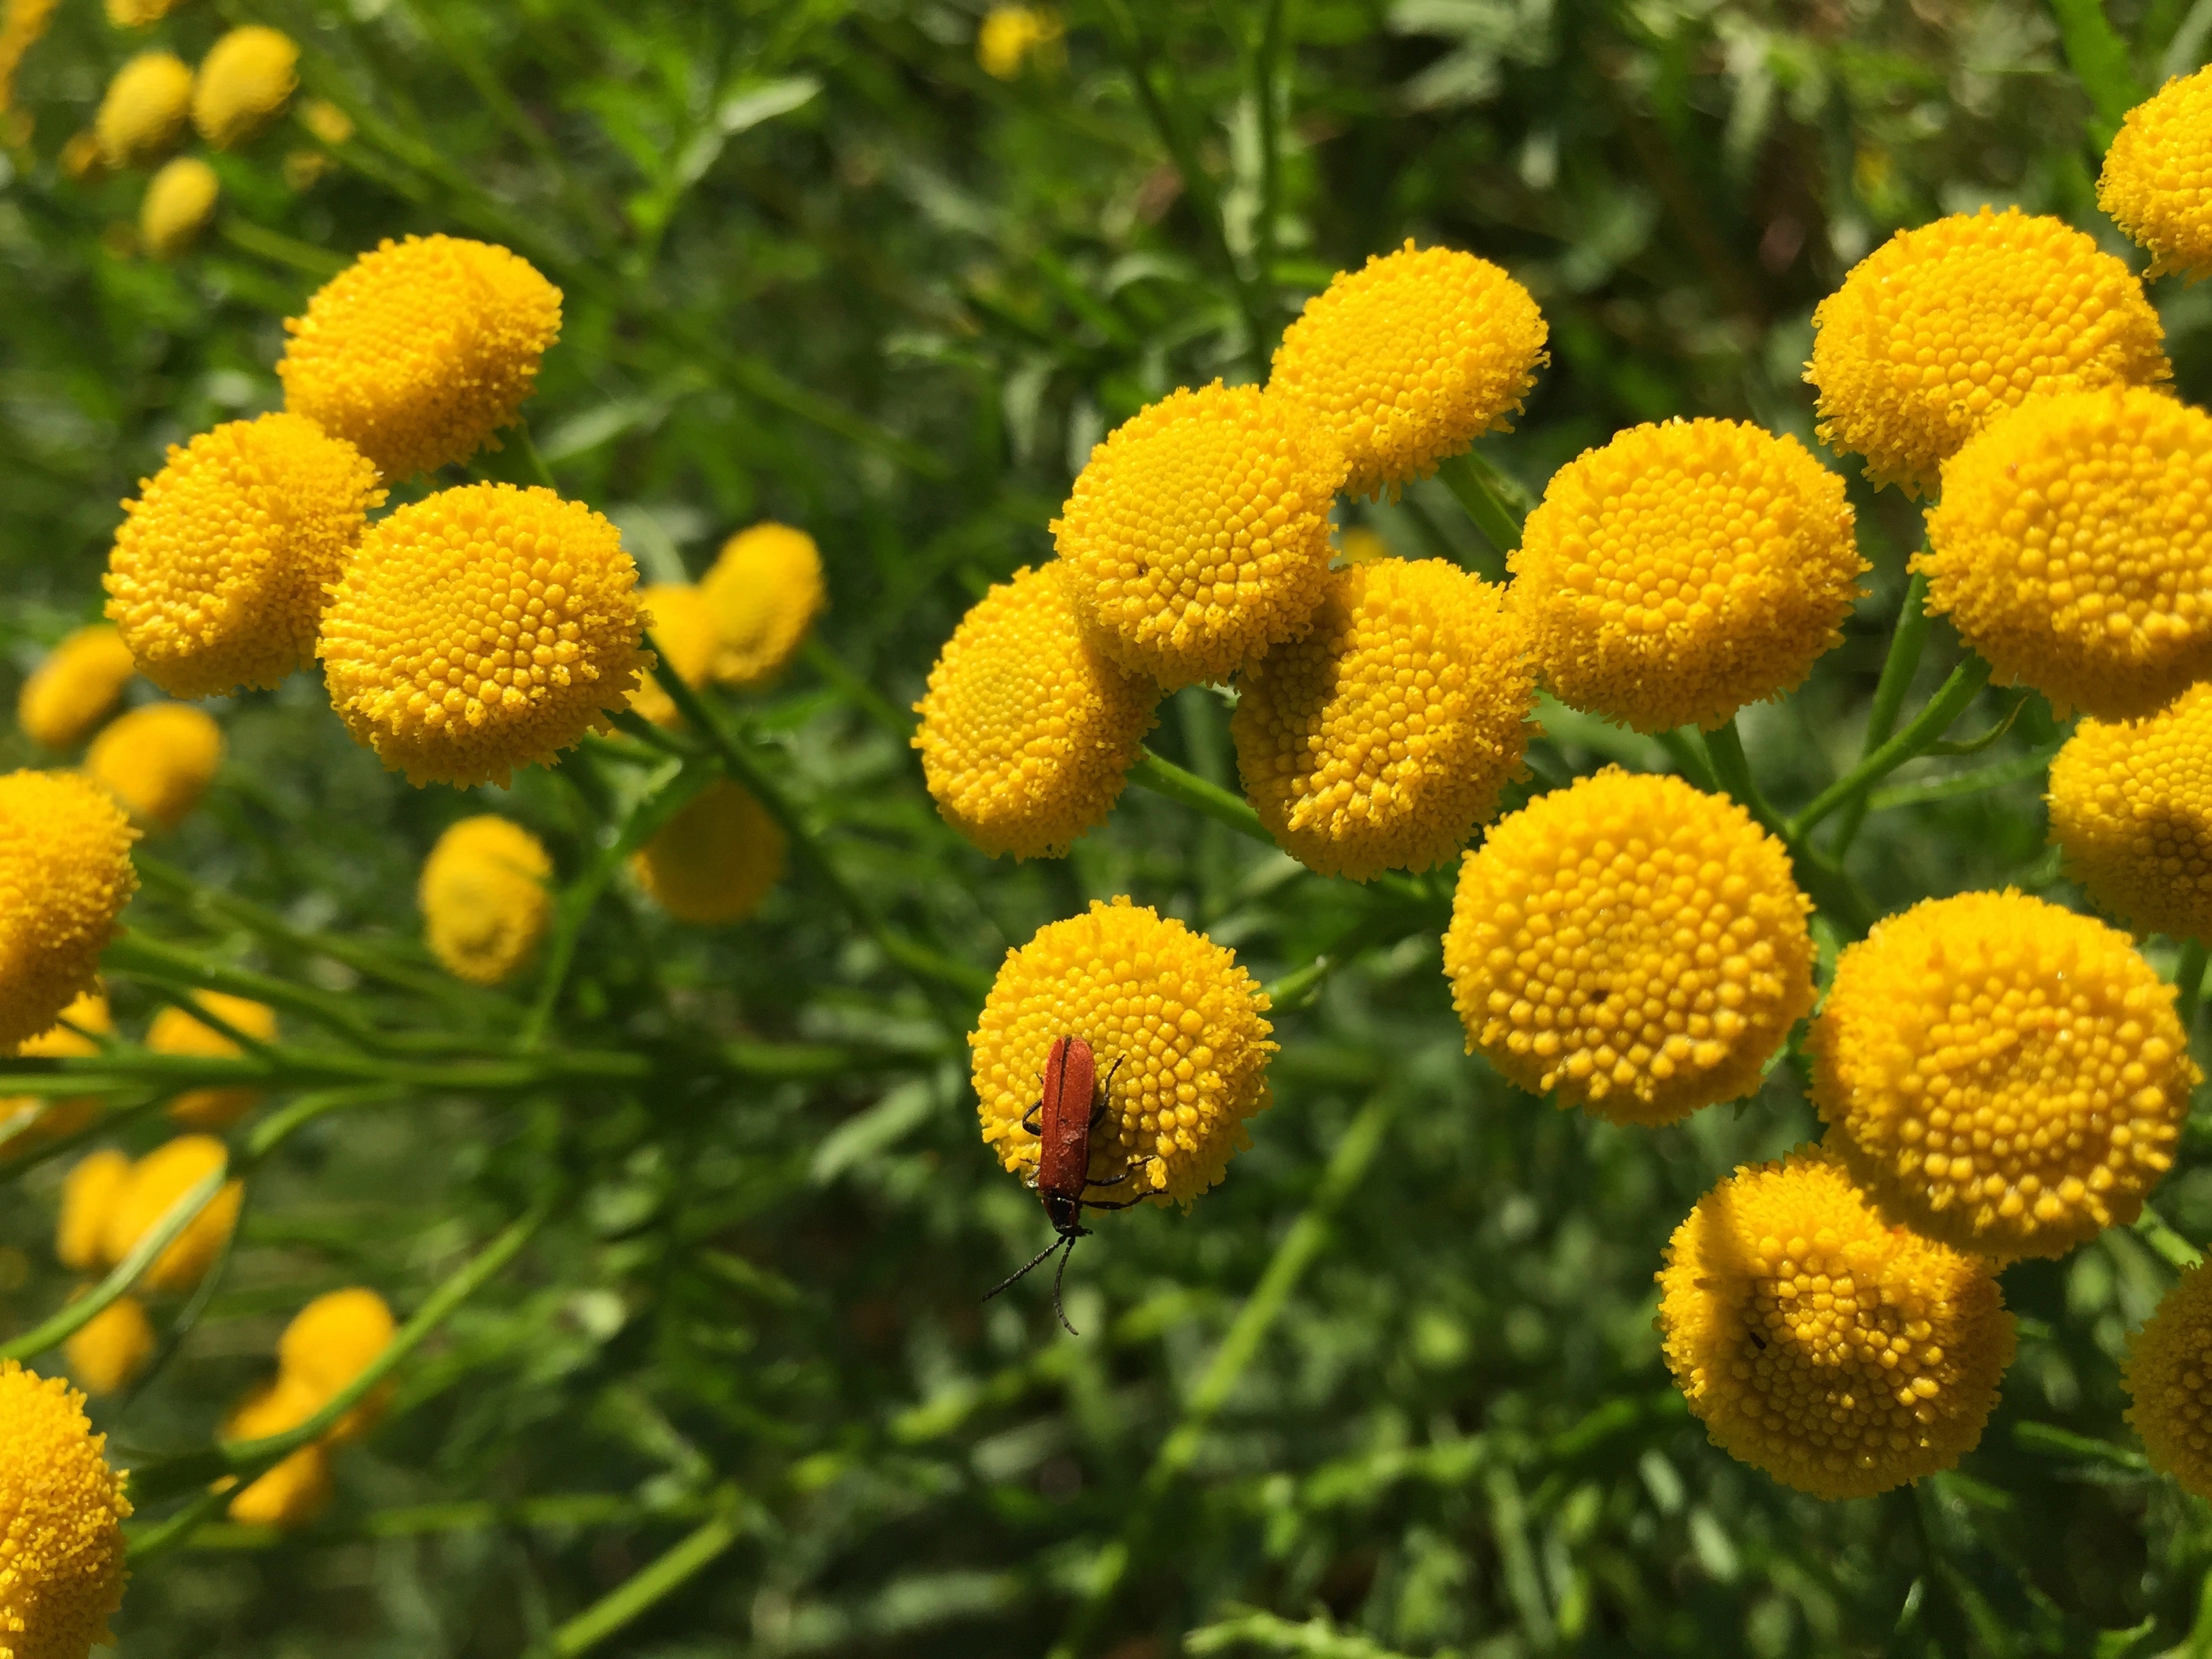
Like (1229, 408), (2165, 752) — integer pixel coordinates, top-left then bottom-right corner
(1786, 657), (1994, 842)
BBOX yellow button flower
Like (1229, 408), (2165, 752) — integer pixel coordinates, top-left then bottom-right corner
(278, 1286), (396, 1443)
(1233, 556), (1534, 880)
(1807, 206), (2169, 497)
(277, 234), (563, 480)
(2050, 683), (2212, 941)
(0, 990), (111, 1159)
(104, 413), (384, 699)
(2101, 68), (2212, 280)
(191, 25), (295, 149)
(0, 1360), (131, 1658)
(319, 483), (649, 787)
(95, 49), (191, 168)
(1270, 241), (1548, 501)
(55, 1149), (129, 1275)
(2125, 1262), (2212, 1498)
(18, 626), (136, 752)
(629, 583), (720, 726)
(1053, 382), (1340, 691)
(913, 563), (1158, 859)
(1443, 769), (1814, 1125)
(976, 5), (1061, 78)
(1919, 386), (2212, 720)
(632, 780), (786, 925)
(0, 0), (58, 116)
(1510, 418), (1866, 733)
(972, 897), (1276, 1208)
(63, 1295), (153, 1398)
(1658, 1147), (2015, 1500)
(140, 154), (219, 260)
(102, 1134), (242, 1293)
(148, 991), (276, 1130)
(0, 771), (137, 1052)
(1810, 889), (2194, 1262)
(220, 1374), (332, 1529)
(85, 702), (223, 833)
(700, 523), (825, 690)
(419, 815), (553, 986)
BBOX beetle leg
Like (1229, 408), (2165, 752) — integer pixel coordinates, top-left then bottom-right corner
(1021, 1099), (1043, 1136)
(1084, 1164), (1137, 1189)
(1078, 1193), (1147, 1212)
(983, 1233), (1069, 1306)
(1088, 1054), (1126, 1130)
(1049, 1231), (1082, 1336)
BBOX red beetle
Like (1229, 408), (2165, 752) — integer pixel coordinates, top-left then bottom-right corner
(983, 1035), (1139, 1333)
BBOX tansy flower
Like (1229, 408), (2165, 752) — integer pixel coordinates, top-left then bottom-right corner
(912, 564), (1158, 859)
(632, 780), (785, 925)
(2125, 1263), (2212, 1497)
(191, 25), (296, 149)
(972, 897), (1276, 1208)
(18, 626), (136, 751)
(1809, 889), (2194, 1262)
(56, 1149), (129, 1273)
(0, 989), (112, 1158)
(2049, 684), (2212, 941)
(1053, 382), (1341, 691)
(0, 771), (137, 1051)
(1233, 557), (1535, 879)
(1657, 1147), (2015, 1500)
(701, 523), (825, 690)
(298, 97), (352, 148)
(2101, 68), (2212, 281)
(102, 1134), (242, 1293)
(85, 702), (224, 832)
(629, 583), (720, 726)
(277, 234), (562, 480)
(140, 155), (218, 260)
(0, 1361), (131, 1658)
(63, 1295), (153, 1397)
(1919, 386), (2212, 720)
(319, 483), (649, 788)
(419, 815), (553, 986)
(94, 50), (191, 168)
(278, 1286), (396, 1442)
(220, 1374), (331, 1529)
(105, 412), (383, 699)
(1510, 419), (1866, 733)
(1269, 241), (1548, 501)
(976, 5), (1062, 78)
(1806, 206), (2168, 497)
(148, 991), (276, 1129)
(1443, 769), (1814, 1125)
(0, 0), (59, 117)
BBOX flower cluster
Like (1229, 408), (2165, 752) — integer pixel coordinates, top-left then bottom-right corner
(0, 1361), (131, 1659)
(2048, 684), (2212, 940)
(222, 1286), (396, 1528)
(0, 771), (138, 1051)
(419, 815), (554, 985)
(630, 583), (720, 727)
(17, 626), (136, 752)
(84, 701), (223, 832)
(2100, 66), (2212, 280)
(701, 523), (825, 689)
(632, 780), (787, 926)
(95, 49), (190, 167)
(192, 25), (296, 149)
(64, 1133), (243, 1294)
(2127, 1263), (2212, 1498)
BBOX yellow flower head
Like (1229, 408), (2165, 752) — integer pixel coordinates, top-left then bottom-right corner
(976, 5), (1062, 78)
(148, 991), (276, 1130)
(1233, 557), (1535, 880)
(220, 1374), (332, 1528)
(191, 25), (295, 149)
(1052, 382), (1341, 691)
(18, 626), (136, 752)
(1269, 241), (1548, 501)
(278, 1286), (395, 1443)
(84, 702), (223, 833)
(102, 1134), (242, 1293)
(298, 97), (352, 148)
(60, 130), (108, 185)
(55, 1149), (129, 1275)
(319, 483), (648, 787)
(0, 0), (60, 117)
(0, 990), (111, 1159)
(419, 815), (552, 986)
(104, 413), (383, 699)
(140, 154), (218, 260)
(1810, 889), (2194, 1261)
(632, 779), (786, 925)
(972, 897), (1276, 1208)
(2049, 684), (2212, 941)
(2125, 1262), (2212, 1496)
(913, 563), (1159, 859)
(629, 583), (720, 727)
(1806, 207), (2169, 497)
(64, 1295), (153, 1398)
(1510, 419), (1866, 733)
(105, 0), (183, 23)
(94, 49), (191, 168)
(701, 523), (825, 690)
(0, 1361), (132, 1656)
(1658, 1147), (2015, 1500)
(2100, 68), (2212, 280)
(0, 771), (137, 1052)
(1443, 768), (1814, 1124)
(1919, 386), (2212, 720)
(276, 234), (563, 480)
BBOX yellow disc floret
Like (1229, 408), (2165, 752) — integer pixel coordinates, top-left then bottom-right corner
(148, 991), (276, 1130)
(220, 1375), (332, 1529)
(276, 234), (563, 480)
(319, 483), (648, 787)
(102, 1134), (242, 1294)
(976, 5), (1062, 77)
(913, 564), (1159, 859)
(632, 780), (786, 925)
(94, 49), (191, 168)
(1510, 419), (1866, 733)
(278, 1287), (396, 1443)
(419, 815), (553, 986)
(0, 991), (110, 1158)
(2125, 1263), (2212, 1496)
(629, 584), (720, 727)
(2049, 683), (2212, 941)
(1443, 768), (1814, 1124)
(1919, 386), (2212, 720)
(18, 627), (136, 752)
(55, 1150), (129, 1275)
(1806, 206), (2169, 496)
(1269, 241), (1548, 500)
(2101, 68), (2212, 281)
(1657, 1147), (2015, 1499)
(139, 155), (218, 260)
(1809, 888), (2194, 1261)
(84, 702), (223, 833)
(0, 1360), (132, 1659)
(0, 771), (137, 1052)
(700, 523), (825, 690)
(1052, 382), (1341, 691)
(1232, 557), (1534, 879)
(972, 897), (1276, 1207)
(63, 1296), (153, 1398)
(191, 25), (296, 149)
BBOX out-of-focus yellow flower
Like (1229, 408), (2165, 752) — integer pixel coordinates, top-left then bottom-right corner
(1270, 241), (1547, 501)
(630, 583), (720, 726)
(2126, 1262), (2212, 1496)
(148, 991), (276, 1130)
(106, 0), (185, 23)
(278, 1286), (395, 1443)
(0, 989), (111, 1159)
(220, 1374), (331, 1528)
(1233, 557), (1534, 880)
(1511, 418), (1865, 733)
(0, 770), (137, 1051)
(2049, 684), (2212, 941)
(64, 1294), (153, 1397)
(700, 523), (825, 690)
(1658, 1147), (2015, 1499)
(1334, 525), (1390, 565)
(277, 234), (562, 480)
(913, 564), (1158, 859)
(976, 5), (1062, 78)
(85, 701), (223, 832)
(18, 626), (136, 751)
(319, 483), (648, 787)
(0, 0), (60, 117)
(2101, 68), (2212, 281)
(56, 1149), (129, 1274)
(297, 97), (351, 148)
(191, 25), (295, 149)
(1919, 386), (2212, 720)
(972, 897), (1275, 1208)
(59, 128), (106, 184)
(1054, 383), (1341, 691)
(1806, 206), (2169, 497)
(0, 1360), (131, 1655)
(101, 1134), (241, 1293)
(140, 154), (218, 259)
(632, 780), (786, 925)
(1810, 888), (2194, 1262)
(1443, 768), (1814, 1124)
(419, 815), (553, 986)
(95, 49), (191, 168)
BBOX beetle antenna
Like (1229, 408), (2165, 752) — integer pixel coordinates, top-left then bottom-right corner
(1050, 1233), (1081, 1336)
(983, 1235), (1066, 1305)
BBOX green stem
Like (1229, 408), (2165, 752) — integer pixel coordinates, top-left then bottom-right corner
(1128, 748), (1273, 848)
(2136, 1202), (2204, 1271)
(1435, 452), (1530, 560)
(1654, 729), (1719, 794)
(2175, 938), (2208, 1043)
(1829, 572), (1931, 854)
(535, 1494), (750, 1657)
(1786, 657), (1994, 842)
(104, 933), (393, 1054)
(803, 638), (916, 740)
(217, 218), (348, 278)
(1703, 718), (1782, 836)
(1262, 910), (1405, 1011)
